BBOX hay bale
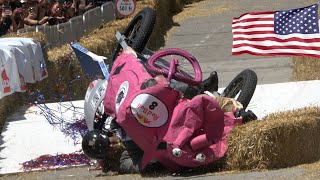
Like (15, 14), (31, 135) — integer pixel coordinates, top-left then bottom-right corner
(292, 56), (320, 81)
(4, 31), (47, 46)
(226, 107), (320, 170)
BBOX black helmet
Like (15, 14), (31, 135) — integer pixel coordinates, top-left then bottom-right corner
(82, 129), (110, 159)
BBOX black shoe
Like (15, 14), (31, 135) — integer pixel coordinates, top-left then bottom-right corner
(201, 71), (219, 92)
(236, 109), (258, 123)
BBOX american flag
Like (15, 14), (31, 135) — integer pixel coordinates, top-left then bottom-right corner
(232, 4), (320, 58)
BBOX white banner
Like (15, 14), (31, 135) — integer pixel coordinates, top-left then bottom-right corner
(0, 38), (48, 99)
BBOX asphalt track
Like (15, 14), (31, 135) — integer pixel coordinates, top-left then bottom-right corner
(2, 0), (320, 179)
(164, 0), (318, 87)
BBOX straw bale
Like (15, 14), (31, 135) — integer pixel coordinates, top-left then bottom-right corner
(226, 107), (320, 170)
(292, 56), (320, 81)
(3, 31), (47, 46)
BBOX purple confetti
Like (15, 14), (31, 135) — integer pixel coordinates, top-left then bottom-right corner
(20, 151), (93, 172)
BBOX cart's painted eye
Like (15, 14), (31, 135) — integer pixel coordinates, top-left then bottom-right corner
(195, 153), (206, 162)
(172, 148), (182, 157)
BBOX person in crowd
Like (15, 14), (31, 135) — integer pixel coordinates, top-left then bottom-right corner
(37, 0), (50, 20)
(12, 6), (24, 29)
(47, 1), (65, 25)
(0, 2), (18, 36)
(9, 0), (21, 11)
(23, 0), (49, 26)
(67, 0), (88, 17)
(61, 0), (73, 21)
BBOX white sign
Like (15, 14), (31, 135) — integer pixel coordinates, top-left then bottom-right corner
(131, 94), (169, 128)
(116, 0), (136, 17)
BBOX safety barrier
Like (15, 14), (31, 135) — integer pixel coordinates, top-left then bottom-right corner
(17, 2), (116, 44)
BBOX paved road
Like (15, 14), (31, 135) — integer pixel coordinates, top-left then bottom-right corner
(2, 0), (320, 179)
(164, 0), (318, 87)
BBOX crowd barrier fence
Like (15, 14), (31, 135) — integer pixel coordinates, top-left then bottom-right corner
(17, 2), (116, 44)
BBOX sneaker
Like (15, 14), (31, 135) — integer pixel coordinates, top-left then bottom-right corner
(201, 71), (219, 92)
(236, 109), (258, 123)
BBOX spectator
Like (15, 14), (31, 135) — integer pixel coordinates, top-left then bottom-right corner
(0, 3), (18, 36)
(61, 0), (73, 20)
(12, 7), (24, 29)
(37, 0), (50, 20)
(82, 0), (93, 11)
(23, 2), (49, 26)
(47, 1), (65, 25)
(68, 0), (91, 17)
(9, 0), (21, 11)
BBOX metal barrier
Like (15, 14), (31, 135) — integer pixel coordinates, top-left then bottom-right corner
(83, 7), (103, 34)
(17, 1), (115, 44)
(17, 26), (36, 34)
(70, 16), (85, 40)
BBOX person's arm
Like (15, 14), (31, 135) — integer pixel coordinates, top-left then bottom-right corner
(37, 16), (49, 25)
(9, 15), (17, 32)
(13, 8), (25, 30)
(84, 2), (93, 11)
(23, 15), (39, 26)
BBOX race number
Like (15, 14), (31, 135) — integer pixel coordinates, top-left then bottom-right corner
(116, 0), (136, 17)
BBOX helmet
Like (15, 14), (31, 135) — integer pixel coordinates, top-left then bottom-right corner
(82, 129), (110, 159)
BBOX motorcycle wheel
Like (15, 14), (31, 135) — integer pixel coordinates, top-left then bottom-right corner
(109, 7), (156, 68)
(221, 69), (257, 109)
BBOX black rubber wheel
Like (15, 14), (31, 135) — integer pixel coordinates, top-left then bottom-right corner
(221, 69), (257, 109)
(109, 7), (156, 69)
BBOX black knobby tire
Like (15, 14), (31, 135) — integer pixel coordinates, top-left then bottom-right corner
(221, 69), (257, 109)
(109, 7), (156, 68)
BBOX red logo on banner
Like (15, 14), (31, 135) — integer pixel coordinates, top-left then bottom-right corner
(19, 73), (27, 91)
(41, 67), (47, 77)
(2, 67), (10, 94)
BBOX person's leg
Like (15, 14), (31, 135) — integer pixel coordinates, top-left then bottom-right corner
(201, 71), (219, 93)
(172, 71), (219, 99)
(119, 140), (144, 174)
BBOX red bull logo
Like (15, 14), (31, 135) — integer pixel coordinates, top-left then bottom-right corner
(131, 93), (169, 128)
(136, 112), (151, 124)
(136, 103), (159, 121)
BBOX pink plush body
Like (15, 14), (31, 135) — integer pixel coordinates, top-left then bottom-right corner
(104, 52), (241, 170)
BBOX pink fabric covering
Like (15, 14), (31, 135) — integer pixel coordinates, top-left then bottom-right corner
(161, 95), (239, 168)
(103, 52), (153, 117)
(104, 52), (243, 170)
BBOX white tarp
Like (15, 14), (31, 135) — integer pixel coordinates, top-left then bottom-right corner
(0, 38), (48, 99)
(0, 80), (320, 174)
(0, 101), (84, 174)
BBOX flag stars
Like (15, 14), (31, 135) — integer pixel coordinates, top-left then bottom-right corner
(274, 4), (319, 35)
